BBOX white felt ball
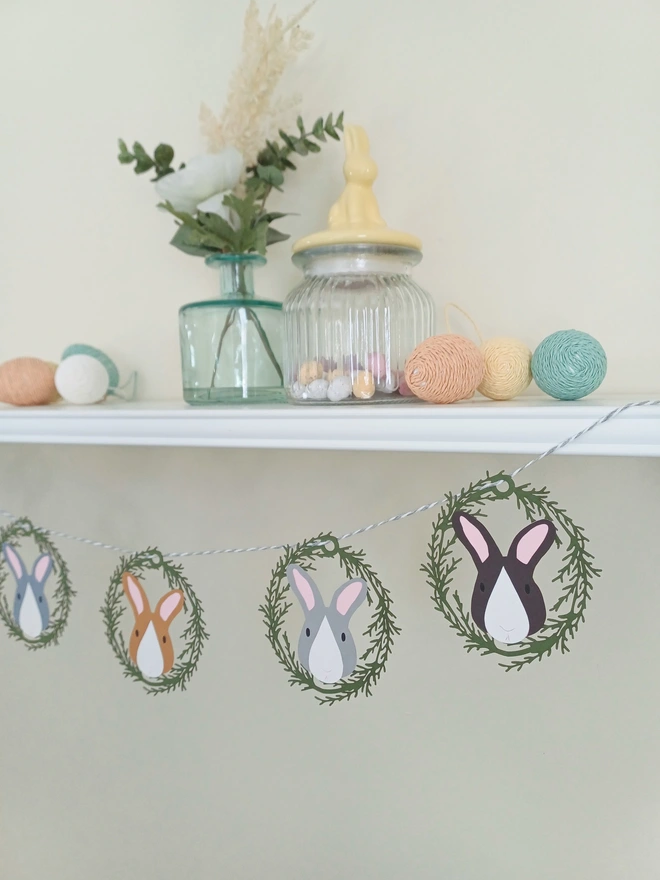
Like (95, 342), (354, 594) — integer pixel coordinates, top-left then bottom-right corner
(327, 375), (352, 402)
(55, 354), (110, 404)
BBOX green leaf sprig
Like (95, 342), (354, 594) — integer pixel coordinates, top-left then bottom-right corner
(118, 112), (343, 258)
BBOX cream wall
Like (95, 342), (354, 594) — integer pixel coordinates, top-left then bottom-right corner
(1, 1), (660, 878)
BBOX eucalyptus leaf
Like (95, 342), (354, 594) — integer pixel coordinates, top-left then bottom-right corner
(253, 222), (268, 255)
(154, 143), (174, 168)
(257, 164), (285, 187)
(296, 115), (305, 135)
(312, 118), (326, 141)
(293, 140), (308, 156)
(303, 139), (321, 153)
(198, 211), (238, 250)
(336, 111), (344, 129)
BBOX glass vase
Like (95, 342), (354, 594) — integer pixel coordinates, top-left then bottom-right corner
(179, 254), (284, 405)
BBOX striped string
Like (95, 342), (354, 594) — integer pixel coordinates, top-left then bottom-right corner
(0, 399), (657, 558)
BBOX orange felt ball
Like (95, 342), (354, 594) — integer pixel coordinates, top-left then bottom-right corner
(404, 334), (485, 404)
(0, 357), (59, 406)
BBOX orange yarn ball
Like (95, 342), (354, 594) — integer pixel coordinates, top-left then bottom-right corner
(404, 334), (485, 404)
(0, 358), (59, 406)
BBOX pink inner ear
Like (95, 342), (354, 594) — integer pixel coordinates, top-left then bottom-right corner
(4, 546), (23, 579)
(159, 591), (182, 621)
(126, 576), (145, 615)
(336, 580), (363, 616)
(292, 568), (315, 610)
(34, 556), (51, 582)
(516, 524), (550, 564)
(461, 518), (490, 562)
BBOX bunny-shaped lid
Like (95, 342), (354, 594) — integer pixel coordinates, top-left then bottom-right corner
(292, 124), (422, 253)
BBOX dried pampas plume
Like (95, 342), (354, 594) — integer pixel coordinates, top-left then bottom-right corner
(200, 0), (315, 166)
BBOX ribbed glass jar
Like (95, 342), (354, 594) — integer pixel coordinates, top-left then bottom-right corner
(283, 244), (434, 404)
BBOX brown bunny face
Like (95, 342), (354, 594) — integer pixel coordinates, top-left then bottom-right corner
(122, 573), (184, 679)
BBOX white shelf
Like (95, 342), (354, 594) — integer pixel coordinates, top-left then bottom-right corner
(0, 396), (659, 456)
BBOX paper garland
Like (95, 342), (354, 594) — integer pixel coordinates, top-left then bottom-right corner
(0, 517), (75, 648)
(260, 534), (399, 705)
(102, 549), (208, 694)
(422, 473), (600, 670)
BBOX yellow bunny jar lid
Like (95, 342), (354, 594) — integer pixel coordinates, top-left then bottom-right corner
(292, 124), (422, 253)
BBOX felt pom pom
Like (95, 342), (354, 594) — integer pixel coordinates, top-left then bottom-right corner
(55, 354), (110, 404)
(532, 330), (607, 400)
(478, 337), (533, 400)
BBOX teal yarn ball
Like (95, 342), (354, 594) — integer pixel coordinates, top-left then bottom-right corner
(532, 330), (607, 400)
(61, 344), (120, 389)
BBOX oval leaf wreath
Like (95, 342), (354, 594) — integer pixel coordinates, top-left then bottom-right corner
(0, 517), (75, 649)
(260, 534), (399, 706)
(102, 548), (208, 695)
(422, 473), (600, 671)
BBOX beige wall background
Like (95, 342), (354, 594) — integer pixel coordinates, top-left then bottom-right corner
(1, 1), (660, 878)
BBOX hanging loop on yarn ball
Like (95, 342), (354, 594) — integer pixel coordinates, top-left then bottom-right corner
(532, 330), (607, 400)
(405, 334), (485, 404)
(478, 337), (533, 401)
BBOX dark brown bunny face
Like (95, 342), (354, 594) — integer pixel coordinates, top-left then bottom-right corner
(452, 512), (556, 644)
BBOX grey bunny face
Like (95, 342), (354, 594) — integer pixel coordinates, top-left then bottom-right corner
(286, 565), (367, 684)
(2, 543), (52, 639)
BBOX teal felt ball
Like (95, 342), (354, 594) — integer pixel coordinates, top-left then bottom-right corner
(532, 330), (607, 400)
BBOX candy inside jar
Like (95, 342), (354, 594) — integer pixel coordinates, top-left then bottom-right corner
(283, 125), (434, 404)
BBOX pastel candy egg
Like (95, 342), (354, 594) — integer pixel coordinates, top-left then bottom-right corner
(55, 354), (110, 404)
(291, 381), (309, 400)
(298, 361), (323, 385)
(367, 352), (387, 380)
(307, 378), (330, 400)
(397, 371), (415, 397)
(327, 375), (353, 402)
(352, 370), (376, 400)
(0, 357), (59, 406)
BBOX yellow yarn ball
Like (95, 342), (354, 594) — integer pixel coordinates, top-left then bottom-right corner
(478, 337), (532, 401)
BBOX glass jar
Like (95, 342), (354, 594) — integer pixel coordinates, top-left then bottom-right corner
(283, 244), (434, 403)
(179, 254), (284, 405)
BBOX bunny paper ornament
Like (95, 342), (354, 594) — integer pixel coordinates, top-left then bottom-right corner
(452, 511), (556, 644)
(122, 573), (184, 679)
(286, 564), (367, 684)
(2, 543), (52, 639)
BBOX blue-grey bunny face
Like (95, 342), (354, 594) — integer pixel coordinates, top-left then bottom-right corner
(286, 565), (367, 684)
(3, 544), (52, 639)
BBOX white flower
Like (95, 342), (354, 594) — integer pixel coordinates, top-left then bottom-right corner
(155, 147), (243, 214)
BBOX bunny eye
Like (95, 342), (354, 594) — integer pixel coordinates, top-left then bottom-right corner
(162, 636), (166, 644)
(479, 582), (485, 592)
(341, 633), (346, 642)
(135, 629), (139, 637)
(38, 596), (43, 603)
(16, 593), (20, 600)
(305, 627), (310, 637)
(524, 584), (531, 594)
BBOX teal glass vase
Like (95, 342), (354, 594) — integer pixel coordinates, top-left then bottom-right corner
(179, 254), (285, 405)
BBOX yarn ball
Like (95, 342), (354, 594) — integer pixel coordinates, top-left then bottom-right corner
(478, 337), (533, 401)
(62, 344), (120, 388)
(55, 354), (110, 404)
(0, 357), (59, 406)
(404, 335), (485, 404)
(532, 330), (607, 400)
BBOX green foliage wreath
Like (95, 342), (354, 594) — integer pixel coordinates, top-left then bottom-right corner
(102, 549), (208, 695)
(0, 517), (74, 649)
(422, 473), (600, 671)
(261, 534), (399, 706)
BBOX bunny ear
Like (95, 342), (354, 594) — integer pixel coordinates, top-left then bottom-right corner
(155, 590), (184, 624)
(3, 544), (26, 580)
(286, 565), (323, 612)
(122, 573), (150, 618)
(331, 579), (367, 619)
(452, 511), (500, 566)
(32, 554), (53, 585)
(508, 520), (557, 569)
